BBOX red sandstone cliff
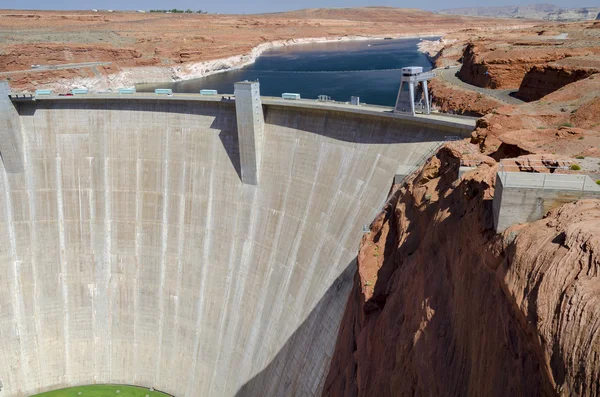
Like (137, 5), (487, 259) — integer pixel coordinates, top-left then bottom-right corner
(516, 64), (599, 101)
(456, 42), (584, 89)
(322, 147), (600, 397)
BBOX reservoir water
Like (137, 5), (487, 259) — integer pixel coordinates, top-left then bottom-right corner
(138, 37), (435, 106)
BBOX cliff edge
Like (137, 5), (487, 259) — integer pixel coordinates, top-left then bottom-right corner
(322, 147), (600, 397)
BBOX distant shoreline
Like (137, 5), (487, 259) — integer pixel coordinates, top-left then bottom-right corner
(136, 34), (441, 90)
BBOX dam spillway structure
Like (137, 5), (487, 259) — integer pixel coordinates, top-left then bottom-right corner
(0, 82), (473, 396)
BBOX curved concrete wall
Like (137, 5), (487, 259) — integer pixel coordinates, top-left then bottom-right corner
(0, 99), (453, 396)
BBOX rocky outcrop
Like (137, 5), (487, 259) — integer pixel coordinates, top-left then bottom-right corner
(456, 42), (583, 89)
(428, 78), (505, 117)
(323, 147), (600, 397)
(457, 43), (496, 88)
(516, 65), (600, 101)
(467, 74), (600, 163)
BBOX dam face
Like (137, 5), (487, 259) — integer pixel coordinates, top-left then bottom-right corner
(0, 98), (465, 396)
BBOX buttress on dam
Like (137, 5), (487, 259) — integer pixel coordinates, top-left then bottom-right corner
(0, 84), (472, 396)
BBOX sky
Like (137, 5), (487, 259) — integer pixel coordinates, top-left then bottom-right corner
(0, 0), (596, 14)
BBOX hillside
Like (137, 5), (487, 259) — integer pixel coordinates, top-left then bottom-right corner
(438, 4), (600, 21)
(0, 7), (531, 91)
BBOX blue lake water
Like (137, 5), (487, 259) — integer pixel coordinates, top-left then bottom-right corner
(138, 37), (436, 106)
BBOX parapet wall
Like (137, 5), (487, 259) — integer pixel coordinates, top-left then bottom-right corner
(0, 97), (469, 397)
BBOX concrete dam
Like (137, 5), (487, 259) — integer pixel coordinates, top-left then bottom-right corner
(0, 89), (473, 396)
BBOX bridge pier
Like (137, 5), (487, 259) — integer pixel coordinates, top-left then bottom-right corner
(234, 81), (265, 185)
(0, 82), (23, 173)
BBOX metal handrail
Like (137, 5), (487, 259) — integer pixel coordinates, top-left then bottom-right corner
(497, 161), (590, 192)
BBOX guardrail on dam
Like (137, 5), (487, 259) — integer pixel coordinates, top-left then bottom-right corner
(0, 89), (474, 396)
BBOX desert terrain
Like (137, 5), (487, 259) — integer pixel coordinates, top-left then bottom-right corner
(2, 6), (600, 397)
(417, 19), (600, 177)
(0, 8), (533, 91)
(438, 4), (600, 21)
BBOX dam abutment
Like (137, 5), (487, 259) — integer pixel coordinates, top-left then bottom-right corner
(0, 82), (23, 173)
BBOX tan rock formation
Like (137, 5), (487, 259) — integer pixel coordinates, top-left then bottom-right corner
(428, 78), (505, 116)
(517, 64), (600, 101)
(323, 147), (600, 397)
(469, 74), (600, 162)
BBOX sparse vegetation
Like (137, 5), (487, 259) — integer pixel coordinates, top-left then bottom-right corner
(576, 155), (585, 159)
(578, 136), (584, 140)
(596, 180), (600, 185)
(537, 126), (546, 129)
(364, 281), (373, 287)
(559, 122), (574, 128)
(570, 164), (581, 171)
(149, 9), (207, 13)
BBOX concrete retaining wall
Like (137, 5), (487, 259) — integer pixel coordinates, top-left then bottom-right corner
(0, 98), (464, 397)
(493, 171), (600, 232)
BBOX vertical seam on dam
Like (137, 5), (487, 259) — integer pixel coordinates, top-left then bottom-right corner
(133, 155), (141, 383)
(207, 181), (240, 395)
(170, 156), (188, 381)
(2, 168), (28, 389)
(55, 156), (71, 383)
(155, 128), (171, 384)
(23, 133), (44, 386)
(185, 134), (216, 396)
(90, 155), (101, 381)
(103, 138), (113, 380)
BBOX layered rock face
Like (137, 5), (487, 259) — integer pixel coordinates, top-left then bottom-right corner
(516, 65), (599, 101)
(457, 42), (540, 89)
(470, 74), (600, 163)
(323, 147), (600, 397)
(457, 42), (581, 90)
(428, 78), (504, 117)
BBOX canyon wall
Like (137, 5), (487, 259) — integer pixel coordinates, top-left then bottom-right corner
(517, 65), (599, 101)
(457, 43), (535, 89)
(323, 148), (600, 397)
